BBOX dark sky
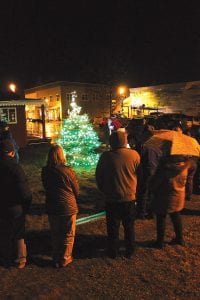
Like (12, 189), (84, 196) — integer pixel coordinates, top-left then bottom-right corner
(0, 0), (200, 93)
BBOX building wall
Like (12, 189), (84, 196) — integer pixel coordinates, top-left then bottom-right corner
(4, 106), (27, 147)
(25, 86), (62, 121)
(129, 80), (200, 117)
(60, 83), (111, 119)
(25, 81), (114, 120)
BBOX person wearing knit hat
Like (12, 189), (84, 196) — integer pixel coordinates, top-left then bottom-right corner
(96, 131), (141, 259)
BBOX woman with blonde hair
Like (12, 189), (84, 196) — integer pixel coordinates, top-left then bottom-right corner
(41, 144), (79, 267)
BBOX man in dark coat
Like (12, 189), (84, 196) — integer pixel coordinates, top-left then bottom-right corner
(96, 131), (140, 259)
(137, 143), (162, 219)
(0, 139), (32, 268)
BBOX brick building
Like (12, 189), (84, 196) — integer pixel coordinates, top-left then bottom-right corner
(25, 81), (116, 121)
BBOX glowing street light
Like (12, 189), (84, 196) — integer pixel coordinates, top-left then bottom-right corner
(118, 86), (126, 96)
(8, 83), (16, 93)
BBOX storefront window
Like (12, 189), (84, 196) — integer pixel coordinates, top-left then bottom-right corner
(0, 107), (17, 123)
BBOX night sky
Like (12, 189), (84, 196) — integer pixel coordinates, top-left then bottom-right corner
(0, 0), (199, 93)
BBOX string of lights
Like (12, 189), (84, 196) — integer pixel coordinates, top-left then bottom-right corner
(57, 91), (101, 171)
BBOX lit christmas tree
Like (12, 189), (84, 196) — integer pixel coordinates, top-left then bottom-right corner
(57, 91), (101, 171)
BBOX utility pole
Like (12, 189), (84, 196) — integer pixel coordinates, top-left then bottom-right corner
(109, 88), (112, 118)
(41, 104), (46, 139)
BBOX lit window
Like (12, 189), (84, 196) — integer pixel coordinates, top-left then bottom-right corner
(0, 107), (17, 124)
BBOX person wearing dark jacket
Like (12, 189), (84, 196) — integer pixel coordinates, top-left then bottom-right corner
(136, 144), (163, 219)
(0, 121), (19, 163)
(0, 139), (32, 268)
(41, 144), (79, 268)
(96, 131), (140, 259)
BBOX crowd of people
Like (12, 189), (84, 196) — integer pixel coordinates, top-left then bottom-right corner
(0, 117), (199, 268)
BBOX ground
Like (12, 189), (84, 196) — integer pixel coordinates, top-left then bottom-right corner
(0, 144), (200, 300)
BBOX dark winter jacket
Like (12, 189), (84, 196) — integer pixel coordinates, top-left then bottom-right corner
(0, 130), (19, 163)
(41, 164), (79, 216)
(141, 144), (163, 179)
(96, 131), (140, 203)
(150, 156), (197, 214)
(0, 156), (32, 219)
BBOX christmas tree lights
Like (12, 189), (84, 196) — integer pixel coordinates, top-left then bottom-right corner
(57, 91), (101, 171)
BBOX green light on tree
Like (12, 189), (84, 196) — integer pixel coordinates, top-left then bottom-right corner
(57, 91), (101, 171)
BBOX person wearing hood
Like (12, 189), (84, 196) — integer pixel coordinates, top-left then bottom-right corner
(95, 131), (140, 259)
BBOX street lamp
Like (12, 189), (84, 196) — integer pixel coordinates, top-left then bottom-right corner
(118, 86), (126, 97)
(109, 87), (113, 118)
(8, 83), (16, 93)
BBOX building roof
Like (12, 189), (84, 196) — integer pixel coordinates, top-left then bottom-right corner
(24, 80), (110, 93)
(130, 80), (200, 93)
(0, 99), (46, 107)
